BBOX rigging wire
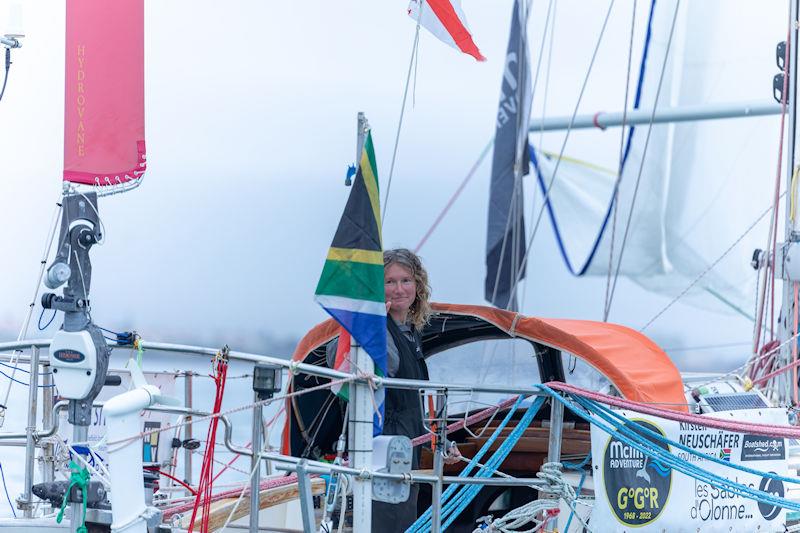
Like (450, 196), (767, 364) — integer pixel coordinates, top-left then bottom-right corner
(414, 139), (493, 253)
(488, 0), (546, 309)
(754, 21), (792, 357)
(602, 0), (638, 322)
(604, 0), (681, 320)
(0, 199), (62, 421)
(382, 3), (424, 226)
(504, 0), (617, 308)
(0, 461), (15, 518)
(521, 0), (556, 312)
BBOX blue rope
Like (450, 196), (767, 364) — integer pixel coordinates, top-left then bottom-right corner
(406, 396), (544, 533)
(440, 397), (546, 531)
(546, 387), (800, 511)
(562, 451), (591, 472)
(540, 385), (800, 513)
(37, 306), (57, 331)
(530, 0), (658, 276)
(406, 395), (526, 532)
(0, 362), (52, 376)
(0, 369), (56, 388)
(571, 393), (800, 487)
(0, 461), (15, 517)
(557, 451), (591, 531)
(563, 469), (587, 532)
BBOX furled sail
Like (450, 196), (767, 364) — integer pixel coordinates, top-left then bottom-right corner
(485, 0), (533, 311)
(63, 0), (146, 191)
(531, 0), (783, 317)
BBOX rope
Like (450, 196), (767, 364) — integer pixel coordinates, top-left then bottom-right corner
(562, 456), (590, 532)
(383, 1), (423, 225)
(604, 0), (681, 320)
(544, 386), (800, 513)
(0, 198), (62, 421)
(106, 374), (358, 449)
(407, 396), (546, 533)
(603, 0), (638, 322)
(754, 23), (792, 355)
(505, 0), (616, 310)
(481, 500), (558, 532)
(410, 395), (520, 447)
(189, 353), (229, 533)
(55, 461), (90, 533)
(546, 381), (800, 438)
(570, 392), (800, 487)
(0, 461), (15, 518)
(415, 139), (493, 253)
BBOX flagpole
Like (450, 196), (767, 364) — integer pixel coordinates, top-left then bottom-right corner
(349, 339), (374, 532)
(349, 112), (373, 532)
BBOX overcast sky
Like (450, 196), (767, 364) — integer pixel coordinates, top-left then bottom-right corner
(0, 0), (781, 369)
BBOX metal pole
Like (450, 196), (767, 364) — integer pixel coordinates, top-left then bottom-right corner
(349, 342), (373, 532)
(184, 371), (193, 492)
(19, 345), (39, 517)
(296, 459), (316, 533)
(70, 424), (89, 533)
(782, 0), (800, 405)
(528, 100), (781, 133)
(275, 461), (549, 488)
(430, 392), (447, 533)
(546, 398), (564, 464)
(249, 391), (263, 533)
(41, 363), (55, 485)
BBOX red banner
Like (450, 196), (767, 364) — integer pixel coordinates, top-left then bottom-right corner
(63, 0), (146, 186)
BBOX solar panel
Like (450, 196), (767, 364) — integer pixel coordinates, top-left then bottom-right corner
(702, 392), (768, 412)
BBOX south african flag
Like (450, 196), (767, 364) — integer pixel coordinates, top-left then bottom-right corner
(314, 131), (387, 433)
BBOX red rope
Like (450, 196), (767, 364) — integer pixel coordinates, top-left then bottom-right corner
(188, 355), (229, 532)
(161, 473), (302, 520)
(415, 139), (493, 253)
(548, 382), (800, 438)
(767, 28), (791, 347)
(592, 111), (606, 130)
(144, 467), (197, 496)
(410, 395), (519, 447)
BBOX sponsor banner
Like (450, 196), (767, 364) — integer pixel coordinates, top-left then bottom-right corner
(60, 371), (176, 465)
(590, 408), (789, 532)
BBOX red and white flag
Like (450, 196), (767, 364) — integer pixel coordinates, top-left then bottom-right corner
(408, 0), (485, 62)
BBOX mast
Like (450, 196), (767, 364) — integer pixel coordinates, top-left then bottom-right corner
(780, 0), (800, 406)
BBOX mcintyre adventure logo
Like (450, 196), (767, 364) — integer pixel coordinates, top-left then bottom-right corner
(603, 419), (672, 526)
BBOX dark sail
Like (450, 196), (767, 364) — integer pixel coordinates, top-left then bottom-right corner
(485, 0), (532, 310)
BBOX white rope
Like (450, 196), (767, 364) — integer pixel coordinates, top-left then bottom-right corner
(217, 438), (269, 533)
(603, 0), (638, 322)
(604, 0), (682, 321)
(478, 462), (593, 533)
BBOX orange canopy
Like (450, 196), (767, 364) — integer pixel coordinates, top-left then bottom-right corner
(291, 302), (686, 411)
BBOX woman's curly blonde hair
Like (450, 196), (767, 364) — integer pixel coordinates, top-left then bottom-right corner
(384, 248), (432, 329)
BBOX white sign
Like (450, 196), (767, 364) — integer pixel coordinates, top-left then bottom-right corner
(590, 408), (789, 532)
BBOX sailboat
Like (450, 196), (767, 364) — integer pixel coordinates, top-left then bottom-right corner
(1, 0), (800, 532)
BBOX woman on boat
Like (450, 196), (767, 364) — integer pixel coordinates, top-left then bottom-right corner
(375, 247), (432, 530)
(327, 247), (433, 530)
